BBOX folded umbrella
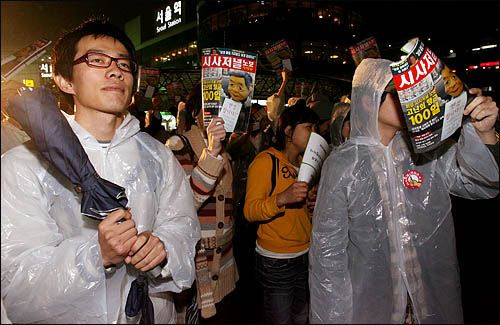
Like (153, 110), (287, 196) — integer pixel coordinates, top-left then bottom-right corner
(5, 86), (128, 220)
(6, 87), (165, 321)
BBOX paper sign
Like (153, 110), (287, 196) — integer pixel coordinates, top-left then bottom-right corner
(441, 91), (467, 140)
(219, 98), (242, 132)
(298, 132), (331, 185)
(145, 85), (155, 98)
(282, 59), (293, 71)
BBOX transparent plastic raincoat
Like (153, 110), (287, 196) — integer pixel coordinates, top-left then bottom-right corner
(309, 59), (499, 324)
(1, 113), (200, 323)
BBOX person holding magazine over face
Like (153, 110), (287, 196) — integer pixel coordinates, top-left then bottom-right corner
(167, 81), (238, 323)
(309, 58), (498, 324)
(244, 103), (319, 324)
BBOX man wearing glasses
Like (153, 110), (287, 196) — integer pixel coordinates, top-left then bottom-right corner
(1, 18), (200, 323)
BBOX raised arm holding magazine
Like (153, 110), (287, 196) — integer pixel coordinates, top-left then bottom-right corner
(310, 58), (498, 324)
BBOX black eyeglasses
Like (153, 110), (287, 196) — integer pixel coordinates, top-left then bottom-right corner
(73, 52), (137, 73)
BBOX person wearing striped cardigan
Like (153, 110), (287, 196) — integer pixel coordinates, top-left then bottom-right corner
(166, 82), (238, 323)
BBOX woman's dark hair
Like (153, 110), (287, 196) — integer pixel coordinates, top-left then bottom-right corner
(273, 102), (319, 150)
(184, 81), (203, 130)
(51, 16), (137, 107)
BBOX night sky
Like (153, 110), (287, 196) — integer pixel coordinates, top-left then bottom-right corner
(2, 0), (498, 54)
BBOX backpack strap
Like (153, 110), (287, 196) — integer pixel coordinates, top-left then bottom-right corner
(178, 134), (195, 164)
(267, 153), (279, 196)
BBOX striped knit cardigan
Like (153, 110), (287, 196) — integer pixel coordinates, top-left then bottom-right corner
(166, 125), (238, 318)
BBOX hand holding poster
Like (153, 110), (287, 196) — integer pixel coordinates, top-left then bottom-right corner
(298, 132), (331, 185)
(349, 36), (381, 66)
(263, 39), (293, 72)
(390, 38), (474, 153)
(137, 66), (160, 98)
(201, 48), (258, 133)
(1, 39), (52, 81)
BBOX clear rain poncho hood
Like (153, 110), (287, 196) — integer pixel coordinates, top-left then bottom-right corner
(1, 113), (200, 323)
(309, 58), (498, 324)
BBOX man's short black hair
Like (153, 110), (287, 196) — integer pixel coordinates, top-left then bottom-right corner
(51, 17), (137, 106)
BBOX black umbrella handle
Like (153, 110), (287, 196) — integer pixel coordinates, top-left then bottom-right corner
(104, 259), (167, 278)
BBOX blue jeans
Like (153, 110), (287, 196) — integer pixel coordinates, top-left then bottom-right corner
(255, 252), (309, 324)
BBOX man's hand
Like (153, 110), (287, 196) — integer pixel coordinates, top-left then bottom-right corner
(276, 181), (308, 207)
(207, 117), (227, 157)
(98, 208), (137, 267)
(464, 88), (498, 144)
(124, 231), (167, 272)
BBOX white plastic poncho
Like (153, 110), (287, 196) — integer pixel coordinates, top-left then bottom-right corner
(1, 118), (30, 155)
(1, 113), (200, 324)
(309, 59), (499, 324)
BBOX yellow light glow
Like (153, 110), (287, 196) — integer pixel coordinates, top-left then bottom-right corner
(304, 50), (313, 54)
(330, 55), (339, 59)
(23, 79), (34, 87)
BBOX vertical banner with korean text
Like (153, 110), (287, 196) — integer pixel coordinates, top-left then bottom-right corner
(201, 48), (258, 133)
(390, 38), (473, 153)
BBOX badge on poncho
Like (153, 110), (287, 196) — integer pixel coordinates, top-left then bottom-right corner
(403, 170), (423, 189)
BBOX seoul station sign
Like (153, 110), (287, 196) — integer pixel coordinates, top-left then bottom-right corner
(154, 1), (184, 35)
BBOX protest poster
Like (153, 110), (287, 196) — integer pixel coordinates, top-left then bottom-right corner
(137, 66), (160, 98)
(201, 47), (258, 133)
(263, 39), (293, 72)
(349, 36), (381, 66)
(1, 39), (52, 81)
(298, 132), (331, 185)
(390, 38), (474, 153)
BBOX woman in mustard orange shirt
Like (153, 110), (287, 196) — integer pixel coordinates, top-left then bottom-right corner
(244, 103), (319, 324)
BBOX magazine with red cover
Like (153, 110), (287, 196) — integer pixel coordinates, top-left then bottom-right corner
(390, 38), (474, 153)
(349, 36), (381, 66)
(201, 47), (258, 133)
(1, 39), (52, 81)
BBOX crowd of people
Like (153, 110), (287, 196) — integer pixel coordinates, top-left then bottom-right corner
(1, 17), (498, 324)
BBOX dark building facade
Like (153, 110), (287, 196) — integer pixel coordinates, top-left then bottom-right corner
(125, 0), (498, 105)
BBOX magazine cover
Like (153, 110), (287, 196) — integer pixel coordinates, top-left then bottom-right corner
(390, 38), (474, 153)
(349, 36), (381, 66)
(201, 47), (258, 133)
(1, 38), (52, 81)
(137, 66), (160, 98)
(263, 39), (293, 72)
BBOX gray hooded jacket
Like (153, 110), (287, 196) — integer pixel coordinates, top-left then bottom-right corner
(309, 59), (499, 324)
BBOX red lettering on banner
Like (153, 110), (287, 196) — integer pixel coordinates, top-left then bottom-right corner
(393, 48), (437, 91)
(202, 55), (257, 73)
